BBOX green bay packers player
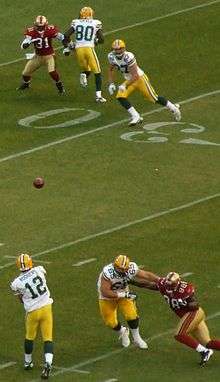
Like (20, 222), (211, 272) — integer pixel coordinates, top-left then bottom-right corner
(108, 39), (181, 126)
(63, 6), (106, 103)
(97, 255), (159, 348)
(10, 254), (53, 379)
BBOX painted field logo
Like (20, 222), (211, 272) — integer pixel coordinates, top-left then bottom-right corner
(18, 108), (100, 129)
(121, 121), (220, 146)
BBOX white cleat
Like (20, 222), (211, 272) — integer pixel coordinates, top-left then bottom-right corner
(129, 115), (143, 126)
(119, 327), (130, 348)
(134, 338), (148, 349)
(80, 73), (87, 87)
(200, 349), (214, 366)
(173, 103), (181, 121)
(24, 361), (34, 370)
(95, 96), (107, 103)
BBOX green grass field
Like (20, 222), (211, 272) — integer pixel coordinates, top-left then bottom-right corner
(0, 0), (220, 381)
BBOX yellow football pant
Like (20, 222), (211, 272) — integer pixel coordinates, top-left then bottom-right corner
(116, 73), (158, 103)
(25, 304), (53, 341)
(175, 307), (211, 345)
(75, 47), (101, 73)
(22, 54), (56, 76)
(99, 298), (138, 328)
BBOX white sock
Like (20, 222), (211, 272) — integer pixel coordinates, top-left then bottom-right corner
(45, 353), (53, 365)
(196, 344), (207, 353)
(119, 326), (125, 334)
(128, 106), (139, 118)
(96, 91), (102, 98)
(25, 353), (32, 363)
(166, 100), (177, 112)
(130, 328), (141, 341)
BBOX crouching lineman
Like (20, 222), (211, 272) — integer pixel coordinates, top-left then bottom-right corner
(133, 272), (220, 366)
(97, 254), (159, 348)
(10, 253), (54, 379)
(17, 15), (65, 94)
(108, 39), (181, 126)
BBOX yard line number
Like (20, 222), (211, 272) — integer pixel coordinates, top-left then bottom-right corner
(18, 109), (219, 146)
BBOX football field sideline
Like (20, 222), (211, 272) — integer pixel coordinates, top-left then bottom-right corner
(0, 0), (219, 68)
(27, 311), (220, 381)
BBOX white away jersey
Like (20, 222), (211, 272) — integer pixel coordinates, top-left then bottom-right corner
(108, 50), (144, 80)
(71, 18), (102, 48)
(97, 262), (139, 300)
(10, 266), (53, 312)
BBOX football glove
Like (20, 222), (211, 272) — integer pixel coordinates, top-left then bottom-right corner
(125, 291), (137, 300)
(108, 83), (116, 95)
(117, 291), (137, 299)
(63, 47), (71, 56)
(118, 84), (126, 92)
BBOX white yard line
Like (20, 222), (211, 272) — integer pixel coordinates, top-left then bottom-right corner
(0, 192), (219, 271)
(28, 311), (220, 381)
(180, 272), (193, 278)
(0, 89), (219, 165)
(72, 258), (97, 267)
(0, 362), (16, 370)
(53, 365), (90, 374)
(0, 0), (219, 68)
(0, 89), (219, 270)
(104, 0), (220, 35)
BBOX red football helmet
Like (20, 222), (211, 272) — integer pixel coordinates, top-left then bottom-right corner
(165, 272), (180, 292)
(34, 15), (48, 31)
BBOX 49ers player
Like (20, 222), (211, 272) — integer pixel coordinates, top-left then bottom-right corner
(17, 15), (65, 94)
(132, 272), (220, 366)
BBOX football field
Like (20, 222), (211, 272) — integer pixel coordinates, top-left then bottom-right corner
(0, 0), (220, 381)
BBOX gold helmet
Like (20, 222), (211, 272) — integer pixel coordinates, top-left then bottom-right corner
(79, 6), (94, 19)
(113, 254), (130, 273)
(34, 15), (48, 31)
(112, 39), (126, 58)
(16, 253), (33, 272)
(165, 272), (180, 291)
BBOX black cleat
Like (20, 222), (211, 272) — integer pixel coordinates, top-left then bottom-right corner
(41, 363), (52, 379)
(56, 81), (65, 94)
(199, 349), (213, 366)
(17, 82), (30, 90)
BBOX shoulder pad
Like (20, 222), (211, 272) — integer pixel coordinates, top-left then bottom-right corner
(124, 51), (136, 65)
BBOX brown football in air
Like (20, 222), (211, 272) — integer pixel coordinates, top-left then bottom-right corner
(33, 177), (45, 189)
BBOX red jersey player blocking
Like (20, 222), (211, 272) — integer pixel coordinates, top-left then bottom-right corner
(132, 272), (220, 366)
(17, 15), (65, 94)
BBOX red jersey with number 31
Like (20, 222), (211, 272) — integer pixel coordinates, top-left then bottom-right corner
(24, 25), (59, 56)
(157, 278), (196, 317)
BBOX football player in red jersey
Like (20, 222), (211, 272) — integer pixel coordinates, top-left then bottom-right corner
(17, 15), (65, 94)
(131, 272), (220, 366)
